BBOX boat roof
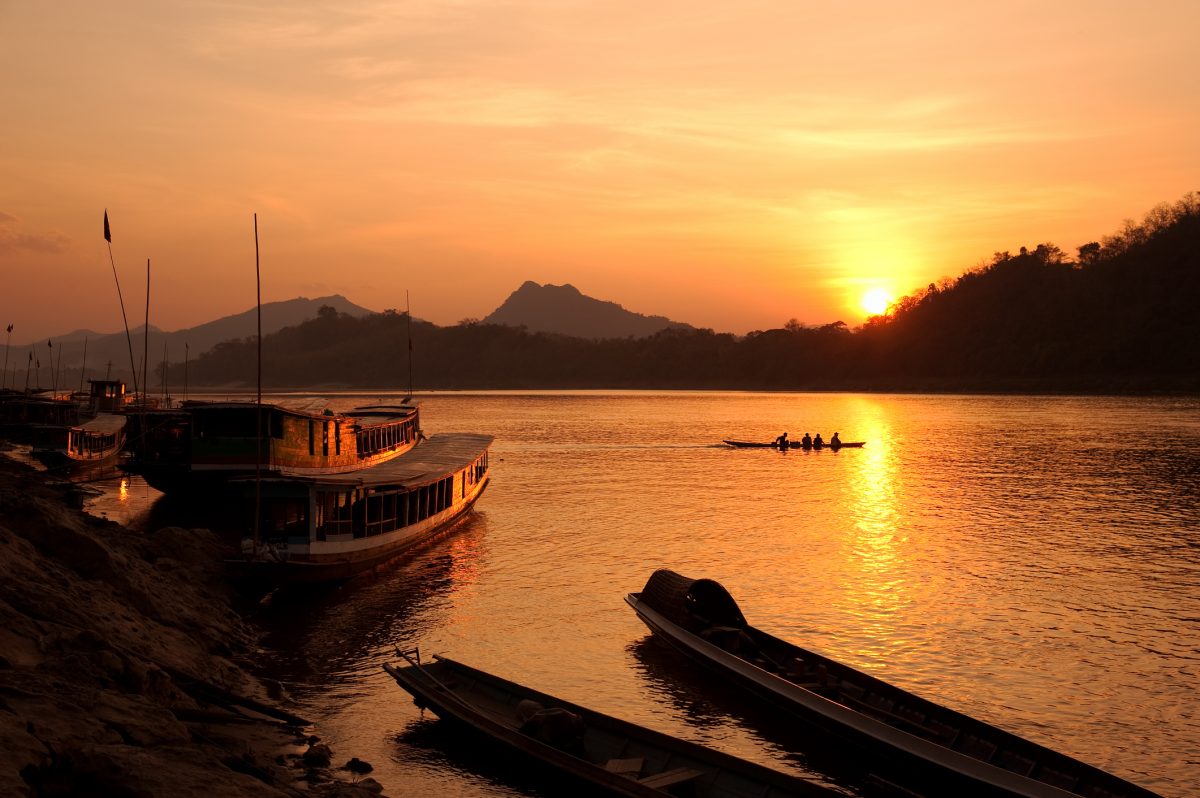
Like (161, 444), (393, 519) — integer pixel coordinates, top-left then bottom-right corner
(183, 399), (416, 425)
(78, 413), (127, 433)
(251, 432), (492, 489)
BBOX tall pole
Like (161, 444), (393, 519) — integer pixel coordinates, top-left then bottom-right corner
(49, 340), (57, 395)
(2, 324), (11, 390)
(104, 210), (140, 399)
(24, 350), (32, 392)
(184, 342), (188, 401)
(161, 341), (168, 403)
(253, 213), (262, 547)
(143, 259), (150, 405)
(78, 336), (88, 394)
(405, 290), (413, 402)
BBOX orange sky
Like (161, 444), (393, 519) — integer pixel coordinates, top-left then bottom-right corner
(2, 1), (1198, 343)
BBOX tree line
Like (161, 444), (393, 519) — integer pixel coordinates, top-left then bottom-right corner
(173, 193), (1200, 393)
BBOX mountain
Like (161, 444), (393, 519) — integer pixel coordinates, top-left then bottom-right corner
(483, 281), (694, 339)
(25, 295), (373, 372)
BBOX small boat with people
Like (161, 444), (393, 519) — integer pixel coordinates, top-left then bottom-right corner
(723, 439), (864, 450)
(383, 649), (842, 798)
(226, 431), (492, 586)
(626, 570), (1162, 798)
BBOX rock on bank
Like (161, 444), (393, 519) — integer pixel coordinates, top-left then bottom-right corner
(0, 456), (383, 797)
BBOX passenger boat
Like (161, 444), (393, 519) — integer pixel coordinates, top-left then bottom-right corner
(129, 400), (421, 493)
(383, 650), (840, 798)
(723, 439), (865, 450)
(626, 570), (1162, 798)
(226, 432), (492, 585)
(28, 380), (129, 468)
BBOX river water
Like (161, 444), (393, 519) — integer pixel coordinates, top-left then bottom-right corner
(87, 392), (1199, 797)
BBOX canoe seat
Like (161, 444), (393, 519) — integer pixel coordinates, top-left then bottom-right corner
(605, 757), (644, 777)
(638, 766), (704, 789)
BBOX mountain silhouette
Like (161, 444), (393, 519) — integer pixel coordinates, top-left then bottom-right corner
(25, 295), (373, 371)
(483, 281), (693, 339)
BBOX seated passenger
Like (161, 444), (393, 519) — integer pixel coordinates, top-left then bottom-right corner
(831, 432), (841, 447)
(801, 433), (812, 447)
(813, 433), (824, 446)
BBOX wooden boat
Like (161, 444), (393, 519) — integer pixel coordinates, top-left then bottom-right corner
(129, 400), (421, 493)
(27, 380), (130, 468)
(626, 570), (1162, 798)
(723, 439), (865, 450)
(383, 650), (841, 798)
(225, 432), (492, 586)
(30, 412), (127, 468)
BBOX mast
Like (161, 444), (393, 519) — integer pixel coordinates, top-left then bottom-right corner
(184, 342), (188, 401)
(78, 336), (88, 394)
(405, 290), (413, 402)
(143, 259), (150, 405)
(253, 213), (262, 547)
(2, 323), (11, 390)
(161, 341), (168, 403)
(103, 210), (140, 400)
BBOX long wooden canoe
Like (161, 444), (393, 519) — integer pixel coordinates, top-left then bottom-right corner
(383, 650), (841, 798)
(626, 570), (1161, 798)
(723, 440), (865, 449)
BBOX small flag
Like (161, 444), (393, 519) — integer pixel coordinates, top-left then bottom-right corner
(5, 324), (11, 333)
(47, 340), (52, 349)
(103, 210), (111, 242)
(35, 358), (40, 368)
(27, 352), (32, 362)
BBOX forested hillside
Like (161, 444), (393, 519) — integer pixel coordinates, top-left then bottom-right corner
(175, 194), (1200, 393)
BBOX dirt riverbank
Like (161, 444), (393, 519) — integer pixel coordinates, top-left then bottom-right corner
(0, 453), (388, 797)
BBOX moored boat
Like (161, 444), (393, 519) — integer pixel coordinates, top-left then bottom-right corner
(723, 439), (865, 450)
(30, 412), (127, 468)
(626, 570), (1162, 798)
(226, 432), (492, 586)
(383, 650), (841, 798)
(128, 399), (422, 493)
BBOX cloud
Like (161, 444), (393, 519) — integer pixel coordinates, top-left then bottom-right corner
(0, 213), (69, 255)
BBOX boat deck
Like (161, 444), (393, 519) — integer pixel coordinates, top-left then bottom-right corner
(249, 432), (492, 489)
(78, 413), (127, 433)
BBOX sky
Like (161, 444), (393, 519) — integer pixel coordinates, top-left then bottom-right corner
(2, 1), (1198, 344)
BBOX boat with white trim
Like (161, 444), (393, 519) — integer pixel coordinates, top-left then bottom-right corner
(626, 569), (1161, 798)
(226, 431), (491, 585)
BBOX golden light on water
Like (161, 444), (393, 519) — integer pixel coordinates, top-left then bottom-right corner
(118, 479), (129, 503)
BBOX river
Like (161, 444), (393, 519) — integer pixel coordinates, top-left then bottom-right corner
(86, 391), (1199, 797)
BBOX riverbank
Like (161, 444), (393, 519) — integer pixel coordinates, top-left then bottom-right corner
(0, 453), (387, 797)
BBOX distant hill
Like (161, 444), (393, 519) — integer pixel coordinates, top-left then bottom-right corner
(483, 281), (694, 339)
(26, 295), (373, 372)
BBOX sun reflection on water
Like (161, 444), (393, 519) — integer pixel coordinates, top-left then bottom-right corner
(118, 478), (129, 503)
(836, 410), (915, 671)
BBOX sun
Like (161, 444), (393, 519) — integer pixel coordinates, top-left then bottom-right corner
(860, 288), (893, 316)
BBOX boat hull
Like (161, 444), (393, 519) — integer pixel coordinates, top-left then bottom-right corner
(723, 440), (865, 450)
(384, 654), (838, 798)
(626, 571), (1161, 798)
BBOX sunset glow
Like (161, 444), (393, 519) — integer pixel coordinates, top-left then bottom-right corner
(1, 2), (1198, 342)
(861, 289), (894, 317)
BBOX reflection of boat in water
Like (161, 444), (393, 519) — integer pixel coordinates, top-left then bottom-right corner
(226, 432), (492, 586)
(723, 440), (865, 450)
(383, 651), (840, 798)
(128, 400), (421, 493)
(626, 570), (1162, 798)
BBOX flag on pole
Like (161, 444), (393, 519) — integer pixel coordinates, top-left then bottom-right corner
(5, 324), (11, 333)
(47, 340), (52, 349)
(103, 210), (111, 242)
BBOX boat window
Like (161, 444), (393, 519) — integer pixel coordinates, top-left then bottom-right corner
(322, 421), (330, 456)
(334, 421), (341, 455)
(309, 420), (315, 455)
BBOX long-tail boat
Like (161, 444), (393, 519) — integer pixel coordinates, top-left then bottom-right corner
(626, 570), (1162, 798)
(383, 650), (841, 798)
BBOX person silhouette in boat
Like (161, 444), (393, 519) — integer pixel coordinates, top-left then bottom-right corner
(801, 432), (812, 448)
(813, 433), (824, 447)
(775, 432), (789, 448)
(831, 432), (841, 447)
